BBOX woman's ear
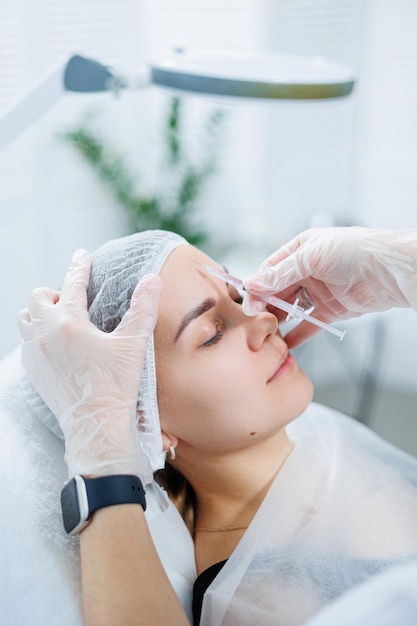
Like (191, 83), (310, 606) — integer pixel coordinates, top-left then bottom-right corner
(161, 431), (179, 454)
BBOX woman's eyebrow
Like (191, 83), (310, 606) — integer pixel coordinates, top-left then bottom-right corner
(175, 298), (216, 342)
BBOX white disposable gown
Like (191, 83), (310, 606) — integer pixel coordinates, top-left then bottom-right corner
(200, 403), (417, 625)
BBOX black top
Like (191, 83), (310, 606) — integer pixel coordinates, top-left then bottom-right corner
(192, 560), (227, 626)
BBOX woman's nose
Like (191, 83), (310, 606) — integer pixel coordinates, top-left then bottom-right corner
(246, 310), (278, 351)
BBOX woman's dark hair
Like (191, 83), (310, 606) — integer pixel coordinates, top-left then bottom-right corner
(154, 463), (197, 534)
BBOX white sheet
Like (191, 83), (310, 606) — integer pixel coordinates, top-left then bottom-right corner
(0, 347), (196, 625)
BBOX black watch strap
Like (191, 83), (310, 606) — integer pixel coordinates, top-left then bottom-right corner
(85, 474), (146, 517)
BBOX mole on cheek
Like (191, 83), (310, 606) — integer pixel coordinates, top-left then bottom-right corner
(250, 432), (256, 436)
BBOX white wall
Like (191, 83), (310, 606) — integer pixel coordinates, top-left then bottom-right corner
(250, 0), (417, 237)
(258, 0), (365, 243)
(354, 0), (417, 229)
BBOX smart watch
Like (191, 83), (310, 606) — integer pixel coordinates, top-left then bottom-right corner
(60, 474), (146, 536)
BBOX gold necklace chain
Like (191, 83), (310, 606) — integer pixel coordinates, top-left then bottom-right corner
(193, 524), (248, 533)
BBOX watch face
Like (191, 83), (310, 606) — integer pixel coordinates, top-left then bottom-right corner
(61, 476), (89, 535)
(61, 478), (81, 534)
(60, 474), (146, 535)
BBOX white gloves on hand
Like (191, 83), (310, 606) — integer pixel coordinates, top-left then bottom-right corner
(17, 249), (162, 481)
(244, 227), (417, 347)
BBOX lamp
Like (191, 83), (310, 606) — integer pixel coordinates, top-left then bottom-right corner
(0, 49), (355, 151)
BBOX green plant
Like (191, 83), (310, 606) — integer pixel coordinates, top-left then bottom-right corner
(62, 97), (226, 248)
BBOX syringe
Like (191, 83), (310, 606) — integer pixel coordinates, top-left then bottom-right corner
(201, 264), (346, 341)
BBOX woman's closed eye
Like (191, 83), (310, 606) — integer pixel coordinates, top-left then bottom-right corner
(200, 291), (243, 348)
(201, 322), (225, 348)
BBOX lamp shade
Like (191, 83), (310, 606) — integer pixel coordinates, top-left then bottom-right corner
(150, 49), (355, 100)
(0, 48), (356, 151)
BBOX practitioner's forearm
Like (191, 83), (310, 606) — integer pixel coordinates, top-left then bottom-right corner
(80, 504), (190, 626)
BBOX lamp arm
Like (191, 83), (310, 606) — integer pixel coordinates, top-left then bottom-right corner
(0, 55), (150, 152)
(0, 62), (65, 152)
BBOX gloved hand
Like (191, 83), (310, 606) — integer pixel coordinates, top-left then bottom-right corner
(17, 249), (162, 482)
(244, 227), (417, 348)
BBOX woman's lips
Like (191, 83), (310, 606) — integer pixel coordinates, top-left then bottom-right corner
(267, 353), (296, 383)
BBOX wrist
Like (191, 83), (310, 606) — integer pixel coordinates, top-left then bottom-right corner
(61, 474), (146, 536)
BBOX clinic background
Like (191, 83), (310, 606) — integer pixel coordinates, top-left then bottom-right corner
(1, 0), (416, 454)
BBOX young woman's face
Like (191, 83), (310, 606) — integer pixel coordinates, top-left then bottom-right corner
(154, 244), (313, 458)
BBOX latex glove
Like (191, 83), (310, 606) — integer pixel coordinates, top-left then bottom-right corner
(17, 249), (162, 482)
(244, 227), (417, 348)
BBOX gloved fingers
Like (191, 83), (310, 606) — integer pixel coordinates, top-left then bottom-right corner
(271, 286), (317, 321)
(282, 319), (322, 349)
(17, 307), (30, 323)
(245, 250), (307, 294)
(248, 274), (348, 321)
(28, 287), (60, 305)
(17, 307), (33, 341)
(245, 229), (324, 293)
(242, 292), (266, 316)
(59, 249), (91, 315)
(259, 232), (305, 270)
(27, 287), (61, 318)
(115, 274), (162, 338)
(295, 286), (316, 311)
